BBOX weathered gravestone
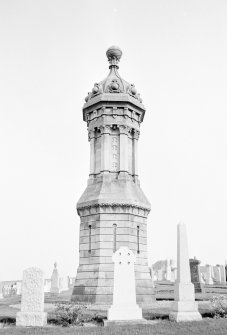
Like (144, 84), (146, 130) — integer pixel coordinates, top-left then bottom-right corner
(16, 267), (47, 327)
(218, 265), (226, 284)
(169, 223), (202, 322)
(107, 247), (142, 321)
(213, 265), (222, 283)
(189, 258), (202, 293)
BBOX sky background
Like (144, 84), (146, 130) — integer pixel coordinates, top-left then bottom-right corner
(0, 0), (227, 280)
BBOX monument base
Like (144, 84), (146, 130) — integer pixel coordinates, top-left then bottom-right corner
(107, 303), (142, 321)
(169, 301), (202, 322)
(16, 312), (47, 327)
(104, 319), (149, 326)
(169, 311), (202, 322)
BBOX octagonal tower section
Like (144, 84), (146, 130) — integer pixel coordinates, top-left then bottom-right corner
(71, 46), (155, 306)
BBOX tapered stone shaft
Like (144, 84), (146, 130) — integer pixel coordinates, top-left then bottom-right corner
(169, 223), (202, 322)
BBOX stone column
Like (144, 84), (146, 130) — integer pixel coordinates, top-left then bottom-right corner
(169, 223), (202, 322)
(101, 125), (111, 173)
(89, 130), (95, 176)
(119, 125), (128, 174)
(133, 130), (139, 182)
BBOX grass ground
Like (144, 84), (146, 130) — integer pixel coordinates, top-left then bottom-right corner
(1, 318), (227, 335)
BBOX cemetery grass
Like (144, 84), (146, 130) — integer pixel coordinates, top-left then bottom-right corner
(1, 319), (227, 335)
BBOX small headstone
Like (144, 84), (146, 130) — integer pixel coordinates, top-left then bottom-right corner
(169, 223), (202, 322)
(107, 247), (142, 321)
(50, 262), (60, 294)
(218, 265), (226, 284)
(213, 266), (222, 283)
(16, 267), (47, 327)
(205, 265), (213, 284)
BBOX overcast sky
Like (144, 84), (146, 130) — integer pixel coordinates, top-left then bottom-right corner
(0, 0), (227, 280)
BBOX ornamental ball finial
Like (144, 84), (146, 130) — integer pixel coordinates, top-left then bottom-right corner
(106, 46), (122, 67)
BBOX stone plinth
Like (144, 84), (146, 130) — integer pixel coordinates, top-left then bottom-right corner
(169, 223), (202, 322)
(107, 247), (142, 321)
(16, 267), (47, 327)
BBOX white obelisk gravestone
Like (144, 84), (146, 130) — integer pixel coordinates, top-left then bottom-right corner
(107, 247), (142, 321)
(16, 267), (47, 327)
(169, 223), (202, 322)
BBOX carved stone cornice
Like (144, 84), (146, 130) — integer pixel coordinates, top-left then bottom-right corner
(77, 202), (150, 218)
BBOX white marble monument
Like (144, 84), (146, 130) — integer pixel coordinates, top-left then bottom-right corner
(50, 262), (60, 294)
(16, 267), (47, 327)
(169, 223), (202, 322)
(107, 247), (142, 321)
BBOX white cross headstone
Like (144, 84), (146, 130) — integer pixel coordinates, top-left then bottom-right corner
(107, 247), (142, 321)
(169, 223), (202, 322)
(16, 267), (47, 327)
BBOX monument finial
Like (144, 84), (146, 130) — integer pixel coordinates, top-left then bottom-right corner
(106, 46), (122, 68)
(54, 262), (57, 269)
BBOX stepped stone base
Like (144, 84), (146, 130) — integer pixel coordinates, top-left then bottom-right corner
(16, 312), (47, 327)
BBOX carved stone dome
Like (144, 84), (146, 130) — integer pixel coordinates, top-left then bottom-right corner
(85, 46), (143, 103)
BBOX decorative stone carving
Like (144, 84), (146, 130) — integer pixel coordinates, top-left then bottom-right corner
(100, 125), (111, 135)
(119, 125), (129, 135)
(106, 46), (122, 66)
(88, 130), (95, 141)
(84, 46), (143, 103)
(16, 267), (47, 327)
(106, 79), (123, 93)
(133, 130), (140, 140)
(127, 84), (143, 103)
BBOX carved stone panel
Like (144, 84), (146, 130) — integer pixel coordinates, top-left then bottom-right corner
(111, 136), (120, 171)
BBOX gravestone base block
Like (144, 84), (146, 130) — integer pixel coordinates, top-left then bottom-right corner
(16, 312), (47, 327)
(169, 301), (202, 322)
(107, 303), (142, 321)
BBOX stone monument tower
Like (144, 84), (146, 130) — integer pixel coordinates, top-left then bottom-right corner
(71, 46), (154, 305)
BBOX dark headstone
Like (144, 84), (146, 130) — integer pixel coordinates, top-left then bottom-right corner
(189, 258), (202, 293)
